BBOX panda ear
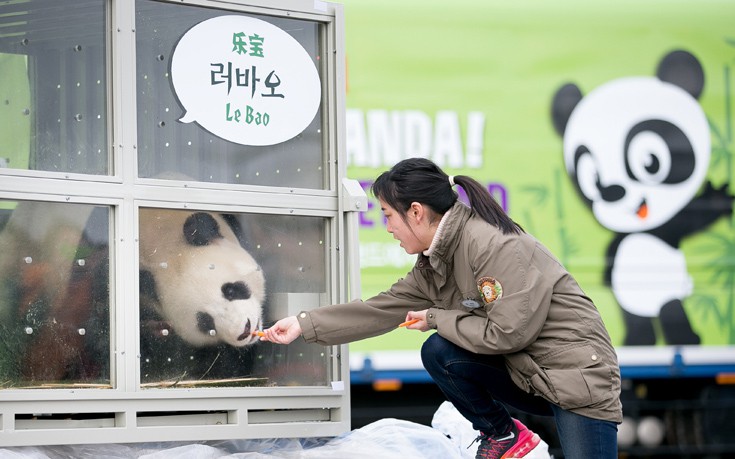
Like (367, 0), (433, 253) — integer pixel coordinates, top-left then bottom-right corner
(183, 212), (223, 246)
(551, 83), (583, 136)
(656, 49), (704, 99)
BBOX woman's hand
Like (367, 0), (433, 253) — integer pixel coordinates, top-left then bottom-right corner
(261, 316), (302, 344)
(404, 310), (430, 332)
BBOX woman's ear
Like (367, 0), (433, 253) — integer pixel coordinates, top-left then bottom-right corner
(409, 202), (424, 222)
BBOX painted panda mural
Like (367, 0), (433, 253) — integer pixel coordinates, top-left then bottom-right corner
(551, 49), (734, 346)
(0, 202), (266, 385)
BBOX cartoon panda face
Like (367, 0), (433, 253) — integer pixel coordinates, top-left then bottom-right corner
(561, 76), (710, 233)
(139, 209), (265, 347)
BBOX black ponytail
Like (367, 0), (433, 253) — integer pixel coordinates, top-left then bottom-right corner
(452, 175), (523, 234)
(371, 158), (523, 235)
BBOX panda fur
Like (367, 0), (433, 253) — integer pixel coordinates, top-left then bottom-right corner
(138, 208), (265, 382)
(551, 49), (733, 345)
(0, 201), (266, 384)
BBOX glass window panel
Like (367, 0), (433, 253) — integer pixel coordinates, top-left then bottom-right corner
(138, 208), (329, 388)
(135, 0), (326, 189)
(0, 200), (111, 388)
(0, 0), (109, 175)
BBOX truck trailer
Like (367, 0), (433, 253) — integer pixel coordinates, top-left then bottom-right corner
(342, 1), (735, 457)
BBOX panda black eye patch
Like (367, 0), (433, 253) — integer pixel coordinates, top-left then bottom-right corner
(624, 120), (695, 184)
(222, 281), (251, 300)
(197, 312), (216, 334)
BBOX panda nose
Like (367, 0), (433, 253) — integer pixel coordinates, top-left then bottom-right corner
(222, 281), (251, 300)
(197, 312), (216, 334)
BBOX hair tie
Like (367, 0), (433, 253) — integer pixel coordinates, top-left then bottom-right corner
(448, 175), (456, 187)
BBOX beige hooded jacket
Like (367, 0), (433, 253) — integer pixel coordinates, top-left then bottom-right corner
(297, 201), (622, 423)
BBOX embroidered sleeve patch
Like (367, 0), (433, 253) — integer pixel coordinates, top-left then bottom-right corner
(477, 276), (503, 303)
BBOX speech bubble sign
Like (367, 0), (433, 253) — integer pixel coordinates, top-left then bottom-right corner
(171, 15), (321, 146)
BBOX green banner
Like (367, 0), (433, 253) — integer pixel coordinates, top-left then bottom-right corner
(342, 0), (735, 351)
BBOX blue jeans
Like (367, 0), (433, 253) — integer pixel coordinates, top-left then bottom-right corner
(421, 333), (618, 459)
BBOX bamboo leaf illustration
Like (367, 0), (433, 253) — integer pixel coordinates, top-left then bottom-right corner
(520, 185), (548, 206)
(690, 293), (724, 323)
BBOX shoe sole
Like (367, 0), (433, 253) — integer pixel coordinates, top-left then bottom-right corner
(502, 431), (541, 458)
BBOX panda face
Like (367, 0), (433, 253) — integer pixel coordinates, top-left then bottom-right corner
(563, 76), (710, 232)
(139, 210), (265, 347)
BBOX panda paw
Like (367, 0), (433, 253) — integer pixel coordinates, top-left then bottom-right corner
(701, 181), (734, 216)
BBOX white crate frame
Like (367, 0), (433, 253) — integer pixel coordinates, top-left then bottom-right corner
(0, 0), (352, 446)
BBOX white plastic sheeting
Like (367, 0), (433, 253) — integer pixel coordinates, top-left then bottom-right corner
(0, 403), (551, 458)
(431, 401), (551, 459)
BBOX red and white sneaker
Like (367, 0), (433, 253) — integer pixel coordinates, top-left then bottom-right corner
(473, 418), (541, 459)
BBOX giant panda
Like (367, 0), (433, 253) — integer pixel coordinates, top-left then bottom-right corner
(0, 201), (266, 384)
(138, 208), (266, 382)
(551, 49), (733, 346)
